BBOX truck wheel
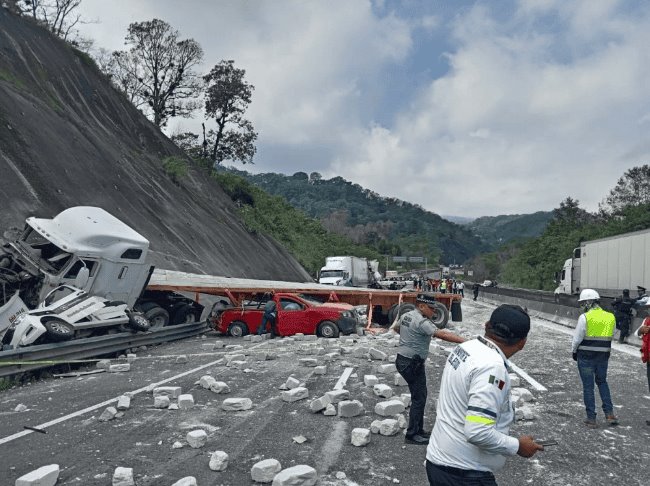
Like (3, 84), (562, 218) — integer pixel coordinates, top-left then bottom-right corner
(388, 303), (415, 324)
(317, 320), (340, 338)
(451, 301), (462, 322)
(431, 302), (449, 329)
(128, 312), (150, 332)
(172, 304), (197, 325)
(145, 306), (170, 330)
(228, 321), (248, 338)
(43, 318), (74, 342)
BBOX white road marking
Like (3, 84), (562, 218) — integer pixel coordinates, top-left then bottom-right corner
(508, 363), (547, 392)
(0, 358), (225, 446)
(334, 367), (354, 390)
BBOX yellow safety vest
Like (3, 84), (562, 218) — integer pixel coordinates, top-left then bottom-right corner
(578, 307), (615, 353)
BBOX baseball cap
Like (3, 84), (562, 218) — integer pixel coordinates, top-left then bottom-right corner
(488, 304), (530, 339)
(416, 293), (437, 307)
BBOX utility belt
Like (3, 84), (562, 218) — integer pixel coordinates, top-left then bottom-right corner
(426, 460), (495, 479)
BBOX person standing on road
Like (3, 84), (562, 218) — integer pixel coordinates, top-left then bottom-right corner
(612, 289), (634, 343)
(472, 283), (480, 301)
(392, 293), (466, 445)
(440, 280), (447, 294)
(571, 289), (618, 428)
(426, 304), (543, 485)
(458, 281), (465, 298)
(257, 294), (278, 338)
(636, 318), (650, 425)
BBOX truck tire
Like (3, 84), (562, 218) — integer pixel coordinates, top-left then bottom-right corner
(388, 303), (415, 324)
(317, 320), (340, 338)
(128, 312), (150, 332)
(451, 301), (462, 322)
(43, 318), (74, 342)
(431, 302), (449, 329)
(172, 304), (197, 325)
(145, 306), (170, 330)
(228, 321), (248, 338)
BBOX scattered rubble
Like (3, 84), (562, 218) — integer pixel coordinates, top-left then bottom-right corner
(98, 406), (117, 422)
(281, 387), (309, 402)
(252, 458), (282, 483)
(209, 451), (229, 471)
(338, 400), (364, 417)
(375, 399), (405, 416)
(272, 465), (317, 486)
(186, 430), (207, 448)
(178, 394), (195, 410)
(14, 403), (27, 412)
(153, 396), (170, 409)
(373, 384), (394, 398)
(15, 464), (60, 486)
(364, 375), (379, 386)
(153, 387), (182, 399)
(222, 398), (253, 411)
(112, 467), (135, 486)
(351, 428), (371, 446)
(116, 395), (131, 411)
(379, 419), (400, 436)
(108, 364), (130, 373)
(170, 477), (196, 486)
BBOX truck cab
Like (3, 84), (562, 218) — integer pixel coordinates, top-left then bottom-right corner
(554, 248), (581, 296)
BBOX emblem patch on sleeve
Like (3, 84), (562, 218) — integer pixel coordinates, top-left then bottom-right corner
(488, 375), (505, 390)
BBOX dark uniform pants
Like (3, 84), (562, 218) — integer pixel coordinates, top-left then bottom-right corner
(426, 460), (497, 486)
(396, 353), (427, 437)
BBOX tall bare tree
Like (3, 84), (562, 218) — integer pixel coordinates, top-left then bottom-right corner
(203, 60), (257, 165)
(109, 19), (203, 127)
(19, 0), (83, 41)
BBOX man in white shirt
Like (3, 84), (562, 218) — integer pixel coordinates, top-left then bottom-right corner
(426, 304), (543, 485)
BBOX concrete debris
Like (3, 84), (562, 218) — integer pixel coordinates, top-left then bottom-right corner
(512, 387), (534, 403)
(375, 399), (406, 416)
(285, 377), (301, 389)
(15, 464), (60, 486)
(370, 420), (382, 434)
(377, 364), (397, 374)
(98, 406), (118, 422)
(178, 394), (195, 410)
(353, 347), (369, 358)
(303, 335), (318, 341)
(108, 364), (130, 373)
(394, 373), (408, 386)
(116, 395), (131, 411)
(294, 333), (305, 341)
(515, 406), (536, 421)
(186, 430), (207, 448)
(396, 414), (408, 429)
(336, 471), (347, 480)
(168, 403), (179, 410)
(388, 354), (397, 363)
(202, 343), (216, 351)
(251, 458), (282, 483)
(199, 375), (217, 389)
(126, 354), (137, 363)
(368, 348), (388, 360)
(253, 351), (268, 361)
(281, 387), (309, 403)
(373, 384), (394, 398)
(209, 381), (230, 394)
(337, 400), (364, 418)
(153, 387), (182, 399)
(298, 358), (318, 367)
(154, 396), (170, 409)
(509, 373), (520, 387)
(364, 375), (379, 386)
(96, 359), (111, 370)
(209, 451), (229, 471)
(271, 465), (317, 486)
(225, 344), (244, 351)
(251, 335), (263, 343)
(226, 353), (246, 364)
(214, 342), (225, 349)
(112, 467), (134, 486)
(222, 398), (253, 411)
(323, 404), (337, 416)
(399, 394), (411, 408)
(172, 441), (183, 449)
(244, 335), (252, 341)
(292, 435), (308, 444)
(314, 365), (327, 375)
(170, 477), (197, 486)
(340, 361), (355, 368)
(325, 389), (349, 404)
(379, 418), (401, 436)
(351, 428), (371, 446)
(309, 395), (332, 413)
(14, 403), (27, 412)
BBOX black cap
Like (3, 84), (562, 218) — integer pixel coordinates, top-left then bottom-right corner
(638, 286), (646, 292)
(488, 304), (530, 340)
(623, 289), (630, 295)
(416, 293), (437, 307)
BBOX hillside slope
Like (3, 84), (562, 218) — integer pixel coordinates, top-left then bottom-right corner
(0, 10), (310, 281)
(466, 211), (553, 248)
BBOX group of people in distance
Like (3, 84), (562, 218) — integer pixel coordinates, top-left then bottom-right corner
(394, 288), (648, 485)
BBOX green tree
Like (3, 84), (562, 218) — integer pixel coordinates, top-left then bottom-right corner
(600, 164), (650, 215)
(109, 19), (203, 127)
(203, 60), (257, 165)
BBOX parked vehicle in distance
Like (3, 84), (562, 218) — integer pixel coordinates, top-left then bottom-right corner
(318, 256), (380, 287)
(555, 228), (650, 297)
(482, 280), (498, 287)
(1, 284), (149, 349)
(211, 292), (359, 338)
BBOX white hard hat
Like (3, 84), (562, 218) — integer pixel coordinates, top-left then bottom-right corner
(578, 289), (600, 302)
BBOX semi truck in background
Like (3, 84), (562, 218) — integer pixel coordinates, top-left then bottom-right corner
(0, 207), (204, 337)
(554, 228), (650, 297)
(318, 256), (380, 288)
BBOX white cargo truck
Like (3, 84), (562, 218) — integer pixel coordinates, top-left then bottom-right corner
(554, 228), (650, 297)
(318, 256), (380, 288)
(0, 207), (203, 346)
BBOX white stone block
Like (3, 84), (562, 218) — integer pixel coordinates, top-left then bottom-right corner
(314, 365), (327, 375)
(153, 386), (182, 398)
(368, 348), (388, 360)
(209, 381), (231, 394)
(396, 414), (407, 429)
(251, 458), (282, 483)
(209, 451), (229, 471)
(178, 394), (195, 410)
(325, 389), (349, 404)
(126, 354), (137, 363)
(108, 364), (130, 373)
(400, 393), (411, 408)
(309, 395), (331, 413)
(96, 359), (111, 370)
(14, 404), (27, 412)
(271, 465), (317, 486)
(186, 430), (207, 448)
(351, 428), (371, 446)
(199, 375), (217, 389)
(509, 373), (520, 387)
(15, 464), (60, 486)
(370, 420), (382, 434)
(281, 387), (309, 403)
(116, 395), (131, 411)
(298, 358), (318, 367)
(154, 395), (170, 409)
(377, 363), (397, 374)
(512, 387), (534, 403)
(175, 355), (188, 364)
(222, 398), (253, 411)
(323, 404), (337, 416)
(364, 375), (379, 386)
(112, 467), (134, 486)
(285, 376), (301, 389)
(170, 477), (197, 486)
(394, 373), (407, 386)
(337, 400), (364, 418)
(373, 384), (394, 398)
(99, 406), (117, 422)
(374, 399), (405, 416)
(379, 419), (400, 436)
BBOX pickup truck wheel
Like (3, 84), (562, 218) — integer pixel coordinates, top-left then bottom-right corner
(317, 320), (339, 338)
(172, 304), (197, 325)
(145, 307), (170, 330)
(43, 318), (74, 342)
(128, 312), (150, 332)
(431, 302), (449, 329)
(228, 321), (248, 337)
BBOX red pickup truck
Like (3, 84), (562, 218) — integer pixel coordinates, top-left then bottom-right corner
(212, 293), (359, 338)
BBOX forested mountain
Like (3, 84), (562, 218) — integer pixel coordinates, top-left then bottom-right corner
(224, 168), (489, 266)
(466, 212), (553, 249)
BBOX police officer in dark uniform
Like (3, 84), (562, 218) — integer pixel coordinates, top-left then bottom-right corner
(612, 289), (635, 343)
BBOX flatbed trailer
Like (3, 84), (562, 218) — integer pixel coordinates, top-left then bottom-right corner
(148, 270), (462, 330)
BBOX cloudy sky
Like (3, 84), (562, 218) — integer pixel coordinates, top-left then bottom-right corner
(76, 0), (650, 218)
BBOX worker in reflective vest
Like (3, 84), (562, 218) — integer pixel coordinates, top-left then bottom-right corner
(571, 289), (618, 428)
